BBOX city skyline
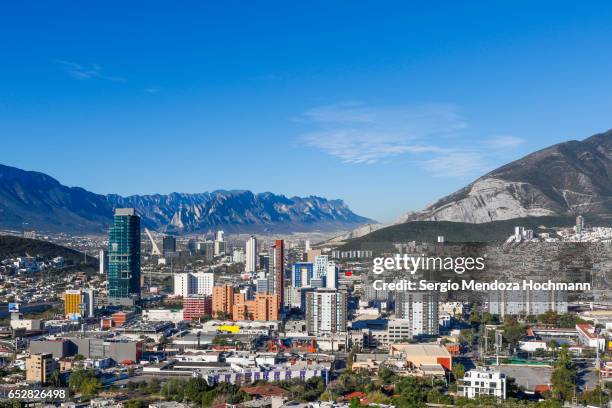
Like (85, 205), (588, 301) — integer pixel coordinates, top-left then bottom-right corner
(3, 2), (612, 222)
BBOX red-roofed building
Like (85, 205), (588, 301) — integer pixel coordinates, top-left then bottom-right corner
(576, 324), (605, 350)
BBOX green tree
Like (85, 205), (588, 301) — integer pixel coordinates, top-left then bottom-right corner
(452, 362), (465, 381)
(550, 346), (576, 400)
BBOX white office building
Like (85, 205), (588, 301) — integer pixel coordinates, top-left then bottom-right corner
(313, 255), (338, 289)
(245, 236), (257, 273)
(174, 272), (214, 297)
(459, 368), (507, 400)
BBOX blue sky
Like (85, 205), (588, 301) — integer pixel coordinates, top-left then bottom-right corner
(2, 1), (612, 222)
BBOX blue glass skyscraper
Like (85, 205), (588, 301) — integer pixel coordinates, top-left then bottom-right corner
(107, 208), (141, 298)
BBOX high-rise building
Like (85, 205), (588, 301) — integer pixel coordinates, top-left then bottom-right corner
(197, 241), (214, 260)
(305, 289), (347, 335)
(245, 236), (257, 273)
(259, 253), (270, 273)
(233, 248), (245, 263)
(26, 353), (56, 384)
(212, 284), (235, 319)
(99, 249), (107, 275)
(292, 262), (314, 288)
(395, 291), (439, 336)
(325, 262), (338, 290)
(64, 289), (95, 319)
(174, 272), (214, 297)
(576, 215), (585, 234)
(108, 208), (141, 299)
(267, 240), (284, 311)
(64, 290), (82, 318)
(162, 235), (177, 254)
(174, 273), (192, 297)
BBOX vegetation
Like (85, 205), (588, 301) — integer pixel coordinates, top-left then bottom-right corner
(340, 216), (591, 250)
(68, 369), (103, 398)
(550, 346), (577, 400)
(0, 235), (95, 266)
(160, 377), (248, 406)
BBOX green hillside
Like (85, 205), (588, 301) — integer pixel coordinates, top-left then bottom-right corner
(339, 215), (609, 250)
(0, 235), (95, 267)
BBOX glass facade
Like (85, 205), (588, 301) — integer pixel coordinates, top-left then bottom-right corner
(107, 208), (141, 298)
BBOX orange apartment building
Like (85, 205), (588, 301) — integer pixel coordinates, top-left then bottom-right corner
(213, 284), (278, 321)
(212, 284), (235, 318)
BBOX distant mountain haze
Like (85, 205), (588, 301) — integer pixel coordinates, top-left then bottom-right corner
(0, 164), (373, 234)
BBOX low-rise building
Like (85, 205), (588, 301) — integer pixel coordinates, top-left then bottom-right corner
(25, 353), (56, 383)
(459, 367), (507, 400)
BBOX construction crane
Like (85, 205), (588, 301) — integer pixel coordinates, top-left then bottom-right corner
(145, 228), (162, 256)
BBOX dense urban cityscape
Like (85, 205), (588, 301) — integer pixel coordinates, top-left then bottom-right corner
(0, 208), (608, 407)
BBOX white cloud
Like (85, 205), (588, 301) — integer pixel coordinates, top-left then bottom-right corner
(300, 102), (466, 164)
(487, 135), (525, 148)
(56, 60), (126, 82)
(423, 151), (491, 178)
(298, 102), (526, 179)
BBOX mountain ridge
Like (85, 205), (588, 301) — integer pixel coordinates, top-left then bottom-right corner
(397, 130), (612, 224)
(0, 164), (373, 234)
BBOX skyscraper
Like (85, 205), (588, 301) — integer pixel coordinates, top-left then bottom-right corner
(162, 235), (177, 254)
(108, 208), (141, 299)
(395, 291), (439, 336)
(267, 240), (284, 310)
(292, 262), (314, 288)
(245, 236), (257, 273)
(305, 288), (347, 335)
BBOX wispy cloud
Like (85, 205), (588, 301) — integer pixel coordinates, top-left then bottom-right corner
(300, 102), (466, 164)
(487, 135), (525, 148)
(299, 102), (525, 178)
(144, 86), (160, 94)
(55, 60), (126, 82)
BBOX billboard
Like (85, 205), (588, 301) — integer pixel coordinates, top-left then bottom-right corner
(8, 303), (19, 313)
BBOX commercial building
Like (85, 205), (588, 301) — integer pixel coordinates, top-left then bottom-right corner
(64, 289), (95, 319)
(305, 289), (347, 335)
(26, 353), (56, 383)
(245, 236), (257, 273)
(459, 368), (507, 400)
(108, 208), (141, 299)
(162, 236), (177, 255)
(292, 263), (314, 288)
(143, 309), (184, 323)
(183, 296), (213, 321)
(30, 336), (143, 364)
(395, 291), (439, 336)
(388, 343), (452, 370)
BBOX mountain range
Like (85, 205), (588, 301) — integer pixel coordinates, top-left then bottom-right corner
(398, 130), (612, 224)
(0, 164), (372, 234)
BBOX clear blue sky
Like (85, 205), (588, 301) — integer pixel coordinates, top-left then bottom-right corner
(2, 1), (612, 222)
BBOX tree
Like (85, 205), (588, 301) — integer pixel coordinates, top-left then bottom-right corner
(550, 346), (576, 400)
(546, 340), (559, 358)
(452, 363), (465, 381)
(378, 367), (396, 384)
